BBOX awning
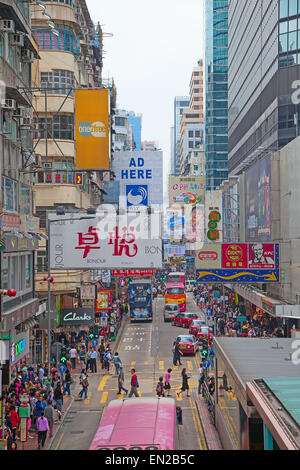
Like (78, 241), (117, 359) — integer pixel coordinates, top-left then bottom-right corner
(6, 86), (31, 107)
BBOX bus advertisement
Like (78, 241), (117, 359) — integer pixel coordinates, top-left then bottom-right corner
(167, 272), (185, 286)
(129, 280), (153, 322)
(165, 282), (186, 312)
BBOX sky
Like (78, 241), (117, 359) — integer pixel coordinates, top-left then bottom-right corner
(86, 0), (204, 191)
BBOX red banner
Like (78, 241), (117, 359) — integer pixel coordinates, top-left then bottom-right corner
(96, 290), (112, 312)
(112, 269), (154, 277)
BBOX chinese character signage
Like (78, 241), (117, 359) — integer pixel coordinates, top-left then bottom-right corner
(196, 243), (279, 283)
(205, 191), (223, 242)
(49, 214), (162, 269)
(96, 290), (112, 311)
(75, 89), (110, 170)
(80, 286), (97, 300)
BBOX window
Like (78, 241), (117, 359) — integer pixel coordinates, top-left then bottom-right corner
(34, 114), (74, 140)
(189, 141), (194, 148)
(37, 250), (48, 273)
(188, 131), (194, 137)
(288, 31), (297, 50)
(0, 33), (4, 57)
(33, 26), (80, 54)
(280, 0), (288, 17)
(2, 177), (18, 213)
(289, 0), (297, 16)
(40, 70), (75, 95)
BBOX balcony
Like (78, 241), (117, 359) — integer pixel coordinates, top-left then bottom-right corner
(35, 183), (91, 210)
(35, 269), (91, 295)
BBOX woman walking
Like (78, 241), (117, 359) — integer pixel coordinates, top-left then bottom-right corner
(78, 369), (89, 400)
(164, 368), (172, 397)
(156, 377), (165, 398)
(177, 368), (191, 398)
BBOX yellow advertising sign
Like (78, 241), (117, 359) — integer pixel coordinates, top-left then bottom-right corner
(75, 89), (110, 169)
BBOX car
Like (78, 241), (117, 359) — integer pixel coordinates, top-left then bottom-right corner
(164, 303), (179, 322)
(196, 326), (214, 345)
(186, 280), (196, 292)
(188, 319), (207, 336)
(176, 334), (199, 355)
(172, 312), (199, 328)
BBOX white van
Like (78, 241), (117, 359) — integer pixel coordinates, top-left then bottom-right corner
(186, 280), (196, 292)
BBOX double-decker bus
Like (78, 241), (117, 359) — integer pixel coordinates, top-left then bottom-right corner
(89, 397), (178, 450)
(167, 272), (185, 286)
(129, 279), (153, 322)
(165, 281), (186, 312)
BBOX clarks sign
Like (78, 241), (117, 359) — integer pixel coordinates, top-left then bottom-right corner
(61, 308), (95, 325)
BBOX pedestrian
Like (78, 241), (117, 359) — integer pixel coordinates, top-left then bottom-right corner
(198, 363), (205, 395)
(177, 368), (190, 398)
(89, 347), (98, 373)
(117, 366), (128, 396)
(36, 412), (49, 450)
(53, 380), (63, 421)
(4, 428), (13, 450)
(78, 369), (89, 400)
(156, 377), (165, 397)
(79, 347), (86, 368)
(128, 369), (139, 398)
(35, 395), (46, 422)
(208, 377), (215, 396)
(38, 364), (45, 382)
(113, 352), (122, 375)
(98, 342), (105, 369)
(63, 368), (72, 396)
(164, 368), (172, 397)
(44, 400), (55, 438)
(104, 350), (111, 375)
(173, 341), (183, 366)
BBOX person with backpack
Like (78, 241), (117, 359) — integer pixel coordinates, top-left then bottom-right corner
(156, 377), (165, 398)
(103, 349), (111, 375)
(128, 369), (139, 397)
(164, 368), (172, 397)
(63, 368), (72, 396)
(117, 366), (128, 396)
(113, 352), (122, 375)
(78, 369), (89, 400)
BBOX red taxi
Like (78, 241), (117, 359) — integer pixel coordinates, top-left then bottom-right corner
(188, 319), (207, 336)
(196, 326), (213, 345)
(176, 335), (199, 356)
(172, 312), (198, 328)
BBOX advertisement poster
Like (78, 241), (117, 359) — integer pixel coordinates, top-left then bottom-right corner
(168, 176), (206, 207)
(245, 155), (271, 242)
(184, 204), (205, 244)
(248, 243), (275, 269)
(75, 89), (110, 170)
(166, 208), (184, 239)
(205, 191), (223, 243)
(96, 290), (112, 311)
(222, 244), (248, 269)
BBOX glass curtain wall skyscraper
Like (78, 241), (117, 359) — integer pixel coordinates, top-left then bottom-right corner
(205, 0), (228, 190)
(173, 96), (190, 175)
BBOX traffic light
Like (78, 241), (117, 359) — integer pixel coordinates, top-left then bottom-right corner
(89, 326), (95, 340)
(201, 346), (208, 360)
(60, 352), (67, 365)
(75, 173), (83, 185)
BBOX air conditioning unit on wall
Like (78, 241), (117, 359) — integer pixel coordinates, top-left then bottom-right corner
(0, 19), (15, 33)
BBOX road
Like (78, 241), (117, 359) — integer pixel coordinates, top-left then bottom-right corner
(50, 293), (208, 450)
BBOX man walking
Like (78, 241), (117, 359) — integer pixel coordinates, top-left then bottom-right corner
(44, 400), (55, 438)
(89, 347), (98, 373)
(128, 369), (139, 397)
(198, 363), (205, 396)
(69, 345), (77, 370)
(117, 366), (128, 396)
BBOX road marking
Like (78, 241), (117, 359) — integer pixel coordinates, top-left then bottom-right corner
(193, 399), (208, 450)
(173, 365), (179, 370)
(187, 361), (193, 370)
(84, 392), (92, 404)
(131, 361), (136, 367)
(100, 392), (108, 404)
(144, 361), (149, 365)
(138, 391), (142, 397)
(189, 396), (203, 450)
(55, 431), (64, 451)
(97, 375), (109, 391)
(159, 361), (164, 370)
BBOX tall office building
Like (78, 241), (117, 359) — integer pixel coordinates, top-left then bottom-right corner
(127, 111), (142, 151)
(173, 96), (189, 175)
(205, 0), (228, 189)
(180, 61), (204, 175)
(228, 0), (300, 175)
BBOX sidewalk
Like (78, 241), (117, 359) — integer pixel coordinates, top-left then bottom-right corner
(20, 394), (73, 451)
(195, 394), (223, 450)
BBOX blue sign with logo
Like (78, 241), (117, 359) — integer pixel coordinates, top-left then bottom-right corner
(203, 360), (211, 369)
(126, 185), (148, 208)
(92, 339), (99, 347)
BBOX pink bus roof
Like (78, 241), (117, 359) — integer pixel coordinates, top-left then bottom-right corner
(89, 397), (176, 450)
(166, 281), (185, 288)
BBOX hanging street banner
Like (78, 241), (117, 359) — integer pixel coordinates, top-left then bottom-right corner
(75, 89), (110, 170)
(49, 214), (162, 269)
(196, 243), (279, 283)
(112, 151), (163, 208)
(112, 269), (154, 277)
(168, 176), (206, 207)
